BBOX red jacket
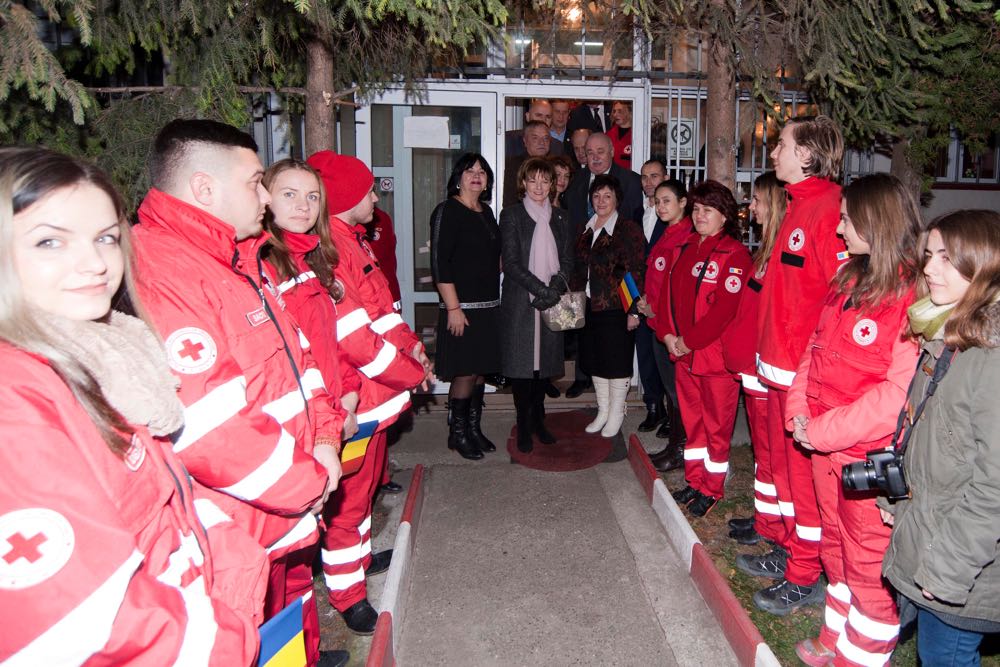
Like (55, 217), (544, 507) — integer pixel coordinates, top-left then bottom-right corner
(609, 125), (633, 170)
(724, 263), (767, 378)
(644, 218), (691, 328)
(326, 215), (421, 361)
(0, 346), (257, 666)
(133, 189), (333, 558)
(274, 232), (424, 431)
(785, 289), (918, 459)
(366, 208), (401, 305)
(656, 231), (754, 376)
(757, 177), (846, 388)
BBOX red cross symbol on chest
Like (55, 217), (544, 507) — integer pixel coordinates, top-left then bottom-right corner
(859, 325), (871, 338)
(3, 531), (46, 565)
(792, 232), (802, 246)
(178, 339), (205, 361)
(728, 278), (739, 289)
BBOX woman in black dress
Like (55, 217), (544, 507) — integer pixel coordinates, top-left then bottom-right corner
(431, 153), (502, 460)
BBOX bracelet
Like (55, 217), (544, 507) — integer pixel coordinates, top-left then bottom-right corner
(447, 306), (461, 311)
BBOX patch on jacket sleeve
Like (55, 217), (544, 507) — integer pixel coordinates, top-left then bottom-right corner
(165, 327), (218, 374)
(0, 508), (75, 590)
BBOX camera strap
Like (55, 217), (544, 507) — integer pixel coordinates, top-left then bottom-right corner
(891, 345), (958, 457)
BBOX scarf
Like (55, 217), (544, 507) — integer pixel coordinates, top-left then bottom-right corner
(907, 296), (954, 341)
(37, 310), (185, 437)
(524, 196), (560, 293)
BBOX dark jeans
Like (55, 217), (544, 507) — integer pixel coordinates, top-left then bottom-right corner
(917, 606), (985, 667)
(650, 333), (678, 406)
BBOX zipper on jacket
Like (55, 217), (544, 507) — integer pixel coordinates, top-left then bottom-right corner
(231, 248), (312, 424)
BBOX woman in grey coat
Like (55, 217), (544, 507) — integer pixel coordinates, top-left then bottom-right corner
(499, 157), (574, 452)
(880, 210), (1000, 666)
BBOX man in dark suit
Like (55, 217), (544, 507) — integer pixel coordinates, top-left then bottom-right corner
(567, 101), (611, 135)
(504, 99), (564, 159)
(562, 132), (643, 398)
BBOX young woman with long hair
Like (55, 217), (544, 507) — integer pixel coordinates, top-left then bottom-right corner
(727, 172), (786, 546)
(639, 178), (690, 470)
(880, 210), (1000, 667)
(0, 147), (256, 664)
(263, 158), (424, 641)
(784, 173), (922, 665)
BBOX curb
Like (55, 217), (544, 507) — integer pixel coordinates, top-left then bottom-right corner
(626, 435), (780, 667)
(366, 464), (426, 667)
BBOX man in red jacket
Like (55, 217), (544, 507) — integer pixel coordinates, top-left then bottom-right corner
(738, 115), (847, 616)
(132, 120), (347, 665)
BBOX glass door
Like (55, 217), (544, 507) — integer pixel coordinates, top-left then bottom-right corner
(356, 90), (498, 385)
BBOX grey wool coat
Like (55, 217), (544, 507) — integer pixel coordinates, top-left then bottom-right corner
(498, 202), (574, 379)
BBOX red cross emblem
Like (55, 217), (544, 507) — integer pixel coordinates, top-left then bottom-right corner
(788, 227), (806, 252)
(725, 276), (742, 293)
(178, 338), (204, 362)
(0, 509), (75, 590)
(3, 531), (46, 564)
(705, 261), (719, 280)
(166, 327), (218, 374)
(853, 319), (878, 346)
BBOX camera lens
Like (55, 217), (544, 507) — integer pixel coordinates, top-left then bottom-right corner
(842, 460), (876, 491)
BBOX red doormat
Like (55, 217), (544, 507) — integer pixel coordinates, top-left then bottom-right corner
(507, 409), (615, 471)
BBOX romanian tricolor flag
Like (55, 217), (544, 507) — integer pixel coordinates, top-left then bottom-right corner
(340, 420), (378, 476)
(258, 596), (306, 667)
(618, 272), (640, 313)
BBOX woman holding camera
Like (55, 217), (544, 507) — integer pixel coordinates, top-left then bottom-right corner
(880, 210), (1000, 667)
(785, 174), (921, 664)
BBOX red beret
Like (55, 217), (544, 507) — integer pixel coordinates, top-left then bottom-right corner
(306, 151), (374, 216)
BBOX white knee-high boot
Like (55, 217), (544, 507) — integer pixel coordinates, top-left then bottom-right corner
(601, 378), (630, 437)
(585, 376), (610, 433)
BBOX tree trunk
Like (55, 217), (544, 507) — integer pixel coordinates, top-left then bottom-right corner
(705, 3), (737, 190)
(305, 40), (336, 156)
(889, 138), (923, 205)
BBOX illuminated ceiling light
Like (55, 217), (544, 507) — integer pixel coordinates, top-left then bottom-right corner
(573, 41), (603, 46)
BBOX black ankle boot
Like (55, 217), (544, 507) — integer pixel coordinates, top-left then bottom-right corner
(531, 379), (556, 444)
(467, 384), (496, 453)
(512, 380), (534, 453)
(448, 398), (483, 460)
(638, 400), (666, 432)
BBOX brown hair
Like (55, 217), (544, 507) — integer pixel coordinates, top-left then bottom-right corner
(751, 171), (786, 273)
(516, 157), (556, 201)
(833, 173), (922, 312)
(262, 159), (343, 301)
(0, 147), (138, 456)
(922, 210), (1000, 350)
(789, 115), (844, 181)
(688, 180), (742, 241)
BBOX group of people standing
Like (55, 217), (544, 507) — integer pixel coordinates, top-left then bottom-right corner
(430, 108), (1000, 666)
(1, 121), (433, 665)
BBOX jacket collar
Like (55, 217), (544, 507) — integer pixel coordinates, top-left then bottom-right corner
(137, 188), (270, 266)
(784, 175), (838, 201)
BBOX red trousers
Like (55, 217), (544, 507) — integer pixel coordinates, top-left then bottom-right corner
(766, 387), (822, 585)
(814, 454), (899, 667)
(676, 364), (739, 498)
(321, 430), (386, 611)
(265, 544), (321, 666)
(741, 376), (783, 543)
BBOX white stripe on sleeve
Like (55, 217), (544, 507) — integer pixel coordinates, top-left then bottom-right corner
(173, 376), (248, 453)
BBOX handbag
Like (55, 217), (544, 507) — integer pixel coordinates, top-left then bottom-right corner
(540, 275), (586, 332)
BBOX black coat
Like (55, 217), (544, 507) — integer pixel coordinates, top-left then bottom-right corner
(565, 163), (645, 239)
(498, 202), (574, 378)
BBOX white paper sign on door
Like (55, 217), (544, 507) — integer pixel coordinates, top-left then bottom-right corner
(403, 116), (451, 149)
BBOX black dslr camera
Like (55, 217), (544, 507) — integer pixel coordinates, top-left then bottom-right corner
(841, 448), (909, 500)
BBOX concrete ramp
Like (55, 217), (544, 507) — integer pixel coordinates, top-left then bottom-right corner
(395, 462), (738, 666)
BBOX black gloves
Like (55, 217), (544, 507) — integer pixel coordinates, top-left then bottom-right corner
(547, 275), (568, 295)
(531, 286), (561, 310)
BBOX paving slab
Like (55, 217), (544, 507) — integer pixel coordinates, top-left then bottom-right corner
(396, 463), (737, 666)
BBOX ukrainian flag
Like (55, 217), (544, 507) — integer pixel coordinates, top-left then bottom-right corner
(259, 596), (306, 667)
(618, 272), (640, 312)
(341, 420), (378, 476)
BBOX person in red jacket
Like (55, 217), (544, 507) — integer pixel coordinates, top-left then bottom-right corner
(785, 174), (921, 665)
(654, 180), (754, 517)
(132, 121), (345, 653)
(0, 147), (256, 665)
(366, 207), (402, 306)
(638, 179), (690, 471)
(726, 171), (786, 546)
(263, 159), (426, 638)
(738, 116), (847, 615)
